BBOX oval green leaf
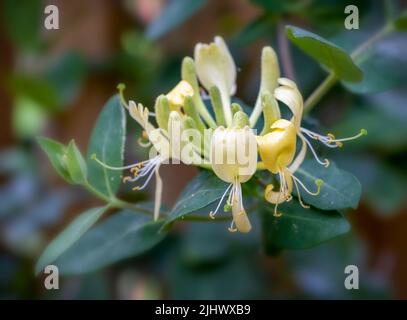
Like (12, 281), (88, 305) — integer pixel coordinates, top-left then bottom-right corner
(294, 159), (362, 210)
(164, 170), (228, 228)
(260, 200), (350, 251)
(37, 137), (73, 183)
(86, 95), (126, 197)
(394, 9), (407, 30)
(66, 140), (87, 184)
(35, 206), (108, 275)
(286, 25), (363, 82)
(54, 210), (166, 275)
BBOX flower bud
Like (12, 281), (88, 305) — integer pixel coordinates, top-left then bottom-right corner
(194, 36), (236, 126)
(154, 95), (170, 131)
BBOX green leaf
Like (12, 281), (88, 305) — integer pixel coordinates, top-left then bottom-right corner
(66, 140), (88, 184)
(7, 74), (60, 112)
(86, 95), (126, 197)
(164, 170), (228, 227)
(37, 137), (73, 183)
(394, 9), (407, 30)
(181, 220), (260, 263)
(54, 210), (166, 275)
(35, 206), (108, 275)
(146, 0), (207, 40)
(286, 25), (363, 82)
(333, 153), (407, 216)
(2, 0), (43, 51)
(260, 200), (350, 250)
(342, 34), (407, 93)
(170, 256), (265, 299)
(45, 52), (88, 105)
(234, 15), (277, 46)
(294, 159), (361, 210)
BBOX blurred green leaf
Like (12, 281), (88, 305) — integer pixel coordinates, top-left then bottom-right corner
(13, 96), (47, 139)
(45, 53), (88, 105)
(233, 14), (276, 46)
(181, 219), (260, 263)
(286, 25), (363, 82)
(2, 0), (43, 51)
(294, 159), (362, 210)
(37, 137), (73, 183)
(342, 34), (407, 93)
(86, 95), (126, 197)
(7, 75), (60, 112)
(65, 140), (87, 184)
(164, 170), (228, 227)
(287, 234), (391, 299)
(169, 256), (265, 299)
(394, 9), (407, 30)
(146, 0), (207, 40)
(334, 153), (407, 216)
(54, 210), (166, 275)
(35, 206), (108, 275)
(260, 200), (350, 250)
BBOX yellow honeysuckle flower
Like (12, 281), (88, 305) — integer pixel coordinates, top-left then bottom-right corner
(256, 77), (365, 216)
(94, 36), (366, 232)
(256, 118), (322, 216)
(273, 77), (367, 168)
(257, 119), (296, 175)
(93, 101), (169, 221)
(92, 79), (212, 222)
(209, 126), (257, 233)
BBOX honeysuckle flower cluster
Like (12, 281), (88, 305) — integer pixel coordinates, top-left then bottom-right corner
(94, 36), (366, 233)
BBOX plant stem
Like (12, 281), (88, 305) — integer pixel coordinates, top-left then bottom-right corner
(350, 24), (392, 60)
(84, 181), (112, 203)
(303, 73), (337, 113)
(303, 24), (393, 113)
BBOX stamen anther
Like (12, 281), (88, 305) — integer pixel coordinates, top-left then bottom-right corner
(273, 211), (282, 218)
(123, 176), (131, 183)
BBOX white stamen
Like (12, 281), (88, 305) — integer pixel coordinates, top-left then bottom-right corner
(292, 176), (310, 209)
(228, 220), (237, 232)
(301, 128), (338, 148)
(300, 127), (367, 148)
(209, 183), (233, 219)
(133, 163), (159, 190)
(291, 174), (321, 196)
(125, 157), (161, 182)
(92, 154), (150, 170)
(299, 133), (330, 167)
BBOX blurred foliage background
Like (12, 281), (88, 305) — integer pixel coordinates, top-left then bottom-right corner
(0, 0), (406, 299)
